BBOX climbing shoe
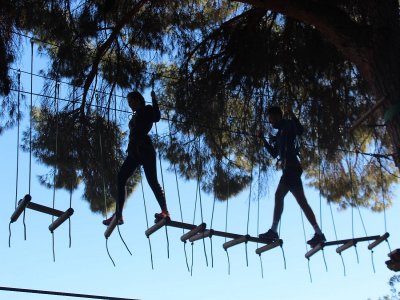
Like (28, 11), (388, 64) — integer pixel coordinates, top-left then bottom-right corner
(307, 233), (326, 247)
(154, 211), (170, 222)
(259, 229), (279, 242)
(102, 213), (124, 226)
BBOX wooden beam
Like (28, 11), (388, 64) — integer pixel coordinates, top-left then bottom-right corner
(165, 220), (200, 231)
(48, 208), (74, 233)
(26, 202), (64, 217)
(255, 239), (283, 255)
(324, 235), (380, 246)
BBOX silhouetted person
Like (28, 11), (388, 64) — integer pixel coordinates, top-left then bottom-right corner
(258, 105), (325, 247)
(103, 90), (169, 226)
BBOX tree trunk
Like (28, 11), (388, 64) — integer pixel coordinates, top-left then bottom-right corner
(234, 0), (400, 169)
(361, 1), (400, 167)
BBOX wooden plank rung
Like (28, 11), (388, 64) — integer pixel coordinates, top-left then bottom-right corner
(255, 239), (283, 255)
(49, 208), (74, 232)
(180, 223), (206, 242)
(104, 215), (119, 239)
(145, 218), (168, 237)
(223, 235), (249, 250)
(10, 194), (32, 223)
(305, 243), (324, 259)
(336, 240), (356, 254)
(368, 232), (390, 250)
(189, 230), (214, 242)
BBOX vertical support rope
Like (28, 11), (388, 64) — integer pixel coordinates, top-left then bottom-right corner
(197, 182), (208, 267)
(166, 115), (189, 271)
(154, 99), (168, 258)
(378, 157), (387, 233)
(10, 70), (22, 248)
(28, 40), (33, 196)
(347, 156), (355, 241)
(24, 40), (35, 240)
(51, 80), (60, 262)
(256, 164), (263, 276)
(245, 152), (254, 267)
(68, 189), (72, 248)
(15, 70), (21, 210)
(224, 154), (231, 275)
(106, 238), (116, 267)
(329, 202), (338, 240)
(140, 171), (154, 269)
(209, 192), (216, 268)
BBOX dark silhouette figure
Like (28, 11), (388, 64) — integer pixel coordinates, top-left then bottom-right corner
(258, 105), (325, 247)
(103, 91), (169, 226)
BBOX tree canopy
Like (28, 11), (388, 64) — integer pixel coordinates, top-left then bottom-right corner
(0, 0), (398, 214)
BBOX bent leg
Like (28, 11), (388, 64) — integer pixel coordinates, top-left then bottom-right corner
(117, 156), (139, 217)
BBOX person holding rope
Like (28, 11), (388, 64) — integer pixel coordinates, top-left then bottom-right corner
(258, 105), (325, 247)
(103, 90), (169, 226)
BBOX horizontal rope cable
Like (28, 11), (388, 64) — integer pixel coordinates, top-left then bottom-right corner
(0, 286), (137, 300)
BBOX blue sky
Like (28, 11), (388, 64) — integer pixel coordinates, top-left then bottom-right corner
(0, 37), (399, 300)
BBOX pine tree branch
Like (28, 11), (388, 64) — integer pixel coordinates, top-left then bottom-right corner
(231, 0), (372, 61)
(80, 0), (149, 114)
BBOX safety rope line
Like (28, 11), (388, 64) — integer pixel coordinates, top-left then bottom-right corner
(140, 171), (154, 269)
(7, 84), (394, 163)
(166, 115), (189, 272)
